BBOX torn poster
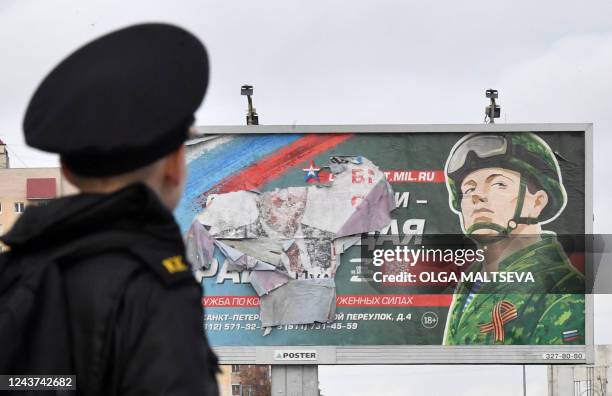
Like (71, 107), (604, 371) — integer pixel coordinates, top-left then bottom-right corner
(186, 156), (395, 332)
(185, 220), (214, 270)
(259, 278), (336, 327)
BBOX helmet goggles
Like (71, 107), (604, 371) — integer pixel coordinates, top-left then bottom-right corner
(447, 135), (508, 175)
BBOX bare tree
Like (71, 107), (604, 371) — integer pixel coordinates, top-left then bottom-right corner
(238, 365), (271, 396)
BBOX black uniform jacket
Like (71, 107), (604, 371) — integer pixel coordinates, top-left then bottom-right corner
(1, 183), (218, 395)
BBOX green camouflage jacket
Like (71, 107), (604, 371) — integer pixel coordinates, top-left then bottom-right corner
(444, 234), (585, 345)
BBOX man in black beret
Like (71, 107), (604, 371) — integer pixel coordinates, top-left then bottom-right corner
(0, 24), (218, 395)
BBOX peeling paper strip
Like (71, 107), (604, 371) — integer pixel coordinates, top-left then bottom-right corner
(259, 278), (336, 328)
(214, 240), (277, 271)
(198, 190), (260, 237)
(336, 179), (396, 238)
(185, 220), (215, 271)
(250, 270), (292, 296)
(220, 238), (284, 267)
(214, 240), (291, 296)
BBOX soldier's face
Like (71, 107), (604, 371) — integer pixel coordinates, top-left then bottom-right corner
(460, 167), (521, 235)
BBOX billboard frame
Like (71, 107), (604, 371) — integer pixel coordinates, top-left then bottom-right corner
(190, 123), (594, 365)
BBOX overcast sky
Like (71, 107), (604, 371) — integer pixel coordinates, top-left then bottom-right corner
(2, 1), (611, 394)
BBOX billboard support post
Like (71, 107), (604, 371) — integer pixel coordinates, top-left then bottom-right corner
(271, 365), (319, 396)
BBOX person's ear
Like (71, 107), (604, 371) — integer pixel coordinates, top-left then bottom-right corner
(530, 190), (549, 218)
(60, 160), (78, 186)
(163, 145), (186, 186)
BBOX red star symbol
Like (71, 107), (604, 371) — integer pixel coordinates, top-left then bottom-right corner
(302, 160), (321, 182)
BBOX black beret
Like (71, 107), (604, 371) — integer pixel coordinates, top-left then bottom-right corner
(23, 23), (209, 176)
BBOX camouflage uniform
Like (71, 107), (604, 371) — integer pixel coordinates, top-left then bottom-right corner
(443, 133), (584, 345)
(444, 235), (584, 345)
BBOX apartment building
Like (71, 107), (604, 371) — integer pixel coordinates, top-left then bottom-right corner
(216, 365), (271, 396)
(0, 140), (77, 246)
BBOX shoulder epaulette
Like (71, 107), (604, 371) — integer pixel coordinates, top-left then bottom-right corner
(129, 245), (196, 287)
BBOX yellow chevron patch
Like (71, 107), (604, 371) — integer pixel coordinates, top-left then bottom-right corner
(162, 255), (188, 273)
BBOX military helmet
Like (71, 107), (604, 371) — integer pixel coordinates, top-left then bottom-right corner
(445, 133), (567, 227)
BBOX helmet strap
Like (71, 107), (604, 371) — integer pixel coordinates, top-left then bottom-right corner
(466, 222), (507, 235)
(508, 176), (539, 231)
(466, 176), (538, 240)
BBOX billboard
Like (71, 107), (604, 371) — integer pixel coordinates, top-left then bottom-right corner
(176, 124), (593, 364)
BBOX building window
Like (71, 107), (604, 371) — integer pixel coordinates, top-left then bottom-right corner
(242, 384), (254, 396)
(231, 364), (240, 373)
(14, 202), (25, 213)
(231, 384), (241, 396)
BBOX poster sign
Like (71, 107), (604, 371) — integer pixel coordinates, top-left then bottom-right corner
(175, 124), (593, 364)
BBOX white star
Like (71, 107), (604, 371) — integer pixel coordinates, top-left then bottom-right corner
(302, 160), (321, 181)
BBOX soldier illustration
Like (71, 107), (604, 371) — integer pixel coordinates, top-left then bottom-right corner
(442, 133), (584, 345)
